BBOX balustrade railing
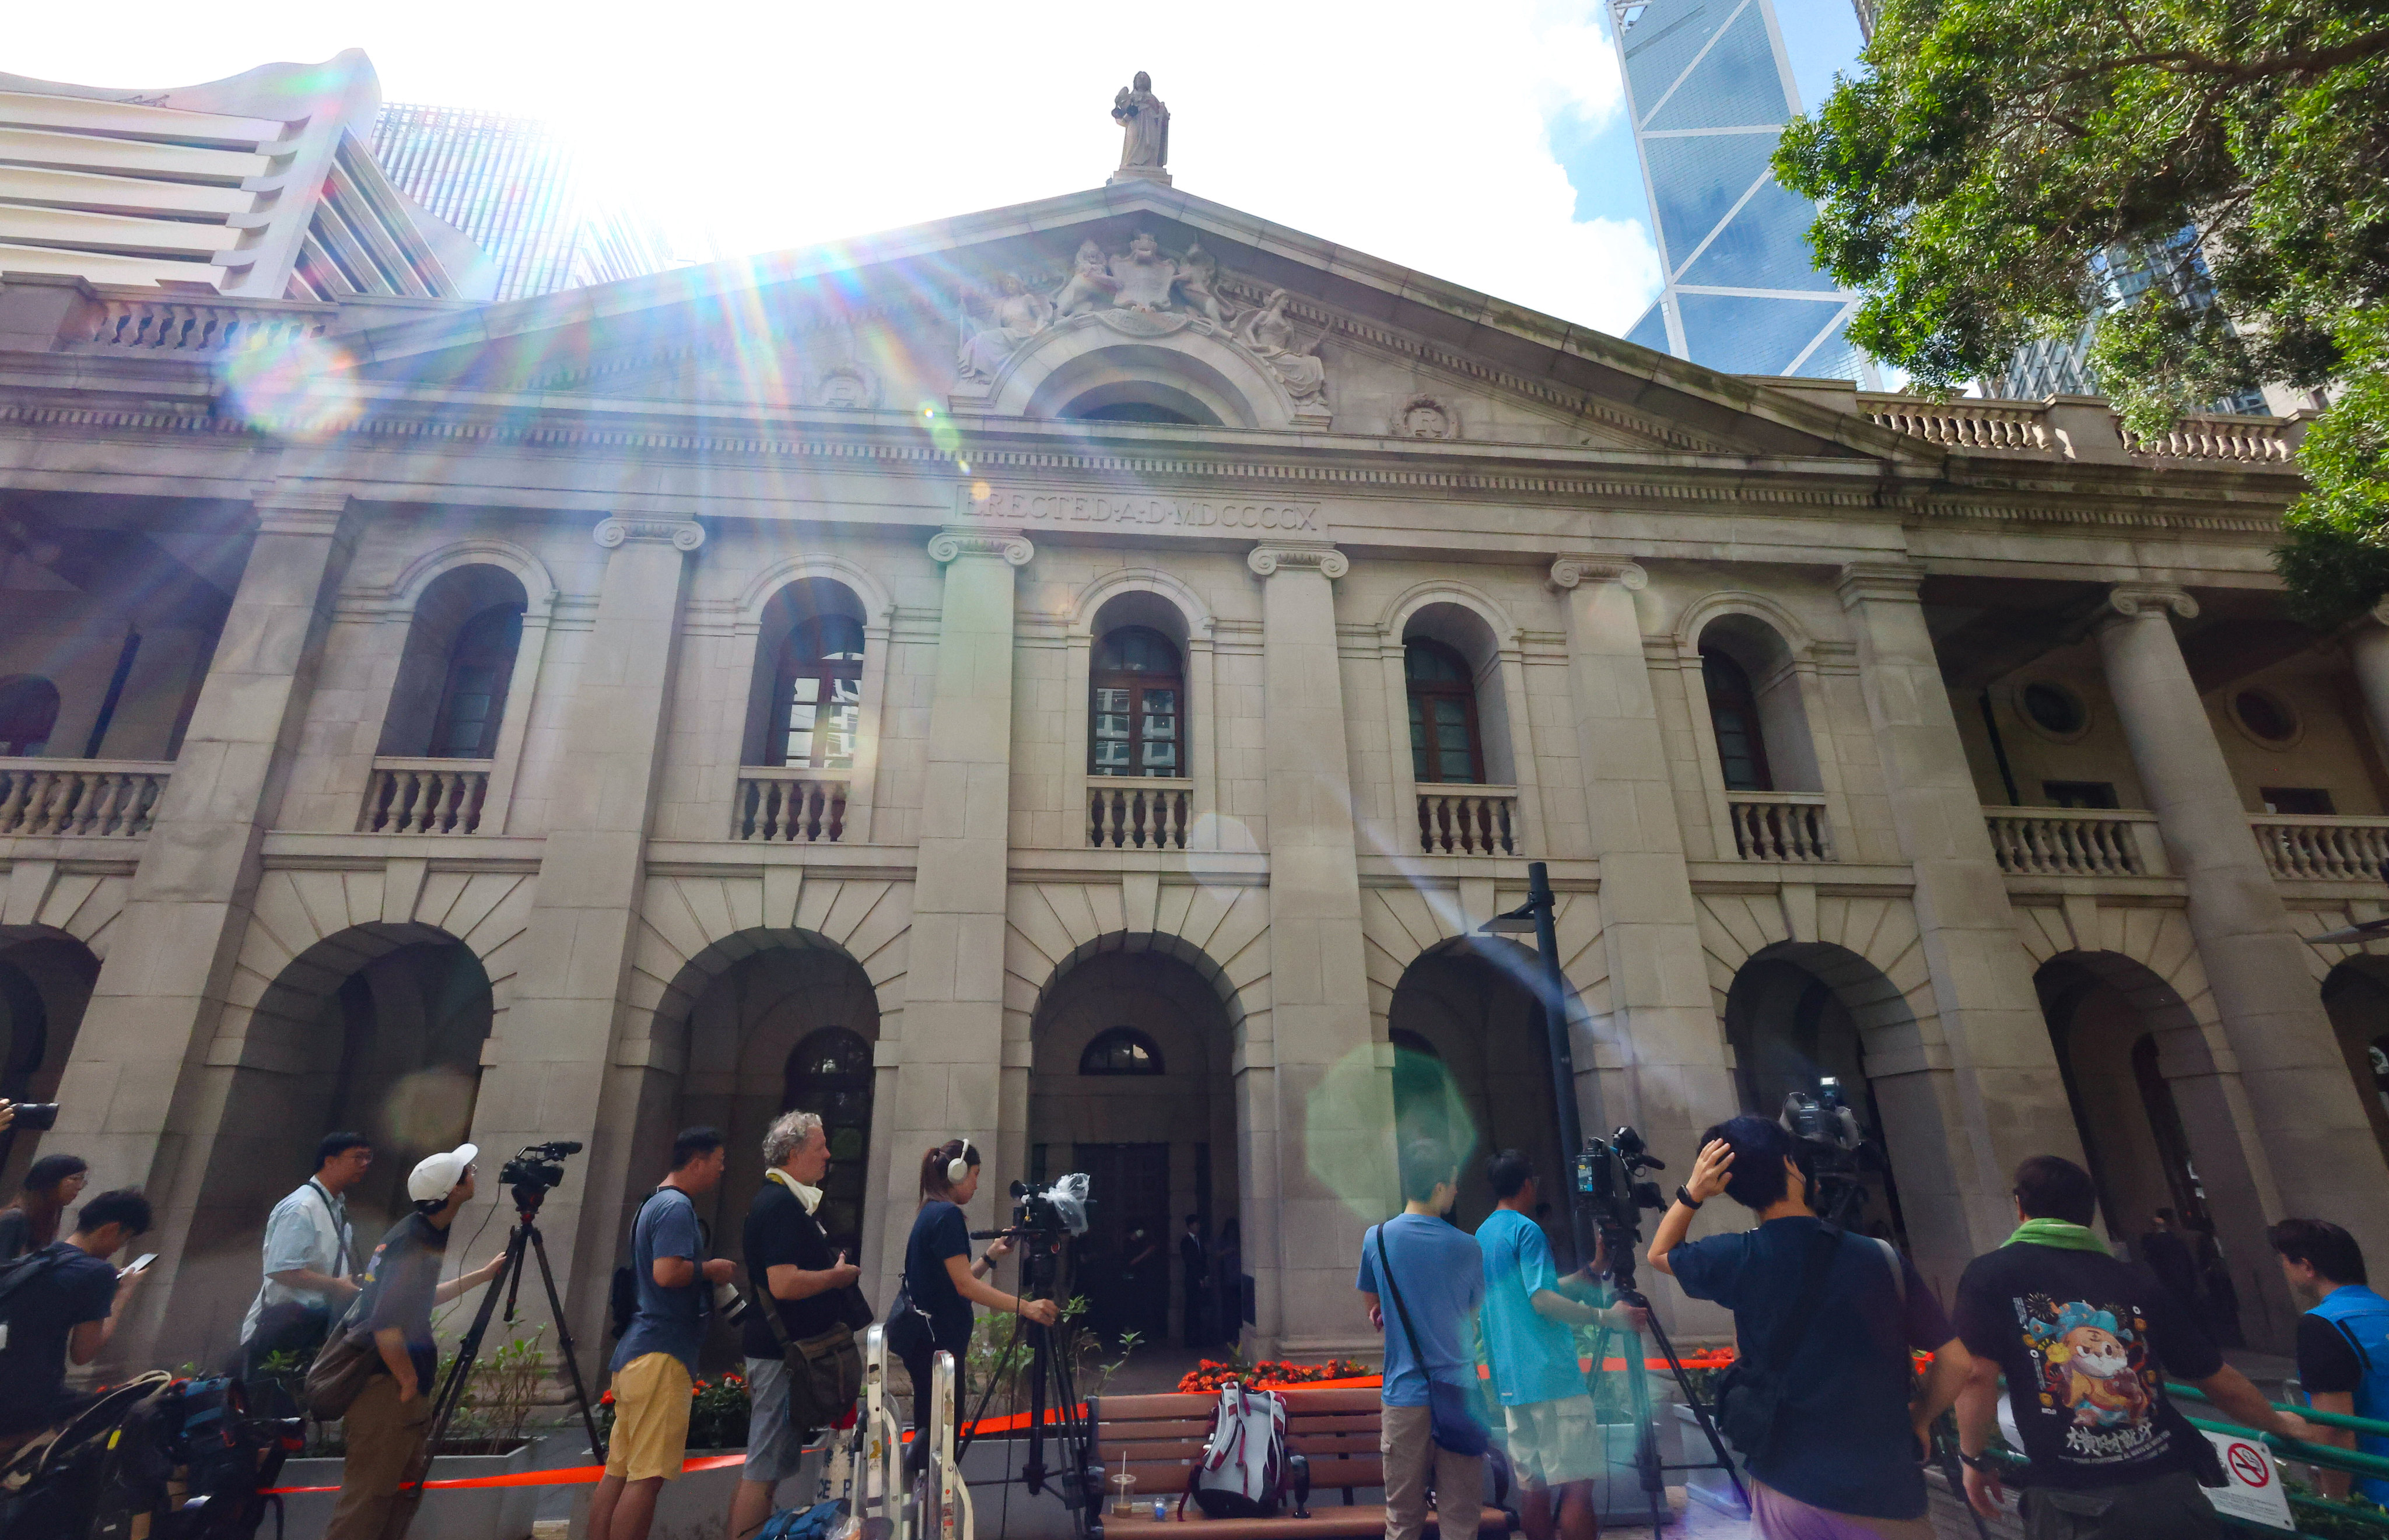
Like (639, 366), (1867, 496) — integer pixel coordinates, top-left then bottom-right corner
(360, 759), (491, 835)
(0, 760), (169, 838)
(1088, 778), (1192, 850)
(2251, 816), (2389, 880)
(1416, 787), (1519, 857)
(734, 771), (849, 843)
(78, 296), (334, 356)
(1984, 807), (2161, 876)
(1728, 792), (1833, 862)
(1859, 397), (2052, 451)
(2121, 414), (2298, 464)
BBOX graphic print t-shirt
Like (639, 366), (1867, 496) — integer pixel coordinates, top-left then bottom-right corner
(1953, 1241), (2222, 1489)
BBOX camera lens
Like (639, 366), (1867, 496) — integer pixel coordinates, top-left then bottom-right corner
(9, 1102), (59, 1132)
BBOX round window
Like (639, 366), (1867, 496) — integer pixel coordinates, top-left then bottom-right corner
(2021, 682), (2086, 736)
(2234, 688), (2299, 746)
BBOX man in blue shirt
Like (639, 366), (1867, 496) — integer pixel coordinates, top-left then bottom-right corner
(1357, 1139), (1486, 1540)
(1648, 1116), (1970, 1540)
(593, 1127), (735, 1540)
(1477, 1152), (1646, 1540)
(2272, 1218), (2389, 1507)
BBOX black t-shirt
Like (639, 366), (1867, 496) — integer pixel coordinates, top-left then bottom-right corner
(1953, 1242), (2222, 1490)
(0, 1242), (119, 1436)
(904, 1202), (973, 1352)
(351, 1213), (449, 1390)
(742, 1180), (845, 1357)
(2297, 1311), (2368, 1395)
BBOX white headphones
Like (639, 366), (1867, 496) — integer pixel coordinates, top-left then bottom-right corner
(946, 1143), (973, 1187)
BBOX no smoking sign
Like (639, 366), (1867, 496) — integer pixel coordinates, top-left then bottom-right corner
(2204, 1432), (2295, 1532)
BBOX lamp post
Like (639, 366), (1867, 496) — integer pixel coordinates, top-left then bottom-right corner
(1480, 859), (1593, 1269)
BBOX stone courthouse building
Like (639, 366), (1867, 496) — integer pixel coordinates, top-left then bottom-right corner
(5, 67), (2389, 1371)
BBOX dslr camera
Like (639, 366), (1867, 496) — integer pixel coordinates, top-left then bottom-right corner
(3, 1101), (59, 1132)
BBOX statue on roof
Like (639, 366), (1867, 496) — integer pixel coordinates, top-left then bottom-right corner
(1110, 72), (1171, 185)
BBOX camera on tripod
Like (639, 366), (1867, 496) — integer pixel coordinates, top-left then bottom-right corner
(498, 1140), (583, 1197)
(1575, 1125), (1667, 1220)
(1006, 1173), (1092, 1241)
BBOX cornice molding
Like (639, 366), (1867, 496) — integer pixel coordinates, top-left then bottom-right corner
(1548, 555), (1647, 592)
(1246, 542), (1348, 579)
(2104, 582), (2200, 622)
(593, 517), (705, 550)
(927, 528), (1033, 566)
(253, 486), (351, 537)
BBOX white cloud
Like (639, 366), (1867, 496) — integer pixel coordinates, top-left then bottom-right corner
(8, 0), (1661, 333)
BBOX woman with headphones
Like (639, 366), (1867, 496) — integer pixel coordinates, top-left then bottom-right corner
(896, 1139), (1059, 1433)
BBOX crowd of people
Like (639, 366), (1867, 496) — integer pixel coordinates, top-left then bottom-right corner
(2, 1099), (2386, 1540)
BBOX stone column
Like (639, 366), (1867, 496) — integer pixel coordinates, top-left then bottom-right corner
(1547, 557), (1733, 1169)
(887, 529), (1029, 1282)
(1837, 562), (2085, 1289)
(2097, 581), (2389, 1338)
(51, 486), (358, 1352)
(472, 515), (702, 1354)
(2350, 599), (2389, 757)
(1247, 542), (1382, 1356)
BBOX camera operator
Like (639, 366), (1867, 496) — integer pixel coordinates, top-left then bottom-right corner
(1648, 1118), (1969, 1540)
(0, 1153), (89, 1262)
(730, 1111), (861, 1540)
(593, 1127), (735, 1540)
(894, 1141), (1053, 1437)
(0, 1187), (150, 1454)
(1953, 1158), (2310, 1537)
(238, 1132), (371, 1380)
(1478, 1151), (1645, 1540)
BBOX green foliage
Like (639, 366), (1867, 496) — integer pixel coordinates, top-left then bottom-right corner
(1775, 0), (2389, 612)
(2281, 310), (2389, 624)
(962, 1296), (1139, 1417)
(434, 1324), (548, 1453)
(2288, 1476), (2389, 1540)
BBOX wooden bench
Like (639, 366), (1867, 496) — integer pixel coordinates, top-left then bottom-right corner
(1089, 1388), (1515, 1538)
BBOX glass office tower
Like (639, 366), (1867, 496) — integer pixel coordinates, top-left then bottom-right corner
(1611, 0), (1879, 384)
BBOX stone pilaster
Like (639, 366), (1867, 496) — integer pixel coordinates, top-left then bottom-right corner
(1837, 562), (2083, 1290)
(1547, 556), (1733, 1174)
(474, 515), (702, 1355)
(1246, 541), (1381, 1356)
(54, 486), (359, 1353)
(2097, 581), (2389, 1342)
(2351, 598), (2389, 755)
(884, 529), (1031, 1280)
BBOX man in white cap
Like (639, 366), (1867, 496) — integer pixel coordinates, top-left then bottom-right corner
(325, 1143), (505, 1540)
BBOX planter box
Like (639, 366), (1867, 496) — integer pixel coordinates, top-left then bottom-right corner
(274, 1439), (542, 1540)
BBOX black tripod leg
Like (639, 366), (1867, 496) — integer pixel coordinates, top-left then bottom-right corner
(524, 1221), (608, 1461)
(418, 1222), (527, 1493)
(1621, 1331), (1666, 1531)
(1642, 1308), (1749, 1510)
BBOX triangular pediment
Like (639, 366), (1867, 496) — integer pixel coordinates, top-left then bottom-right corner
(342, 184), (1918, 464)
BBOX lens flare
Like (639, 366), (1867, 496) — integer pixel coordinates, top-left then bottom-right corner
(375, 1064), (478, 1155)
(216, 332), (361, 439)
(1304, 1043), (1481, 1223)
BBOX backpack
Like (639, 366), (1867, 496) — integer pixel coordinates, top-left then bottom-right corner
(611, 1191), (667, 1340)
(0, 1244), (70, 1341)
(1179, 1385), (1309, 1520)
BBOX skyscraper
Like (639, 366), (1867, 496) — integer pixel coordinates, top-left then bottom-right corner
(370, 103), (671, 302)
(1611, 0), (1880, 384)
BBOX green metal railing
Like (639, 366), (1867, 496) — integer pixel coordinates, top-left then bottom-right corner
(2164, 1382), (2389, 1535)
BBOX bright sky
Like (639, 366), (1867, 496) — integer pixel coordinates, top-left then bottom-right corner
(10, 0), (1863, 337)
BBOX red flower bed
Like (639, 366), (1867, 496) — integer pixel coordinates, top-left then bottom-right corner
(1176, 1359), (1371, 1394)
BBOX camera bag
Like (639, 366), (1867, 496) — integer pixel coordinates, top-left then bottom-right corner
(299, 1305), (381, 1420)
(745, 1272), (863, 1438)
(1712, 1223), (1842, 1457)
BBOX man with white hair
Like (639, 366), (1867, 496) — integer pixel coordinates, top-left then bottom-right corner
(728, 1111), (863, 1540)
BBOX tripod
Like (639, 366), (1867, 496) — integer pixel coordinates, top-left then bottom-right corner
(417, 1176), (608, 1490)
(957, 1227), (1098, 1539)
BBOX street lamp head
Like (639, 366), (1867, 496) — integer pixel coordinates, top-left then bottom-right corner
(1478, 913), (1539, 935)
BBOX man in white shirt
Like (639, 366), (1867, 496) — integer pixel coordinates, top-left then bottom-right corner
(239, 1132), (373, 1377)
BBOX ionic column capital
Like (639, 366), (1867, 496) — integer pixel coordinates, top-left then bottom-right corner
(1548, 555), (1647, 592)
(927, 527), (1032, 566)
(593, 517), (705, 551)
(1835, 560), (1927, 610)
(2104, 582), (2199, 623)
(1247, 542), (1348, 580)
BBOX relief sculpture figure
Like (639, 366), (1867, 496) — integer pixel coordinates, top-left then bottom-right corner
(1112, 72), (1169, 177)
(958, 273), (1055, 382)
(1053, 239), (1122, 320)
(1111, 232), (1180, 313)
(1176, 241), (1229, 324)
(1237, 289), (1328, 406)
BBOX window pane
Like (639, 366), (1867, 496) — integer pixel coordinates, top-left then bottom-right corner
(1142, 689), (1177, 715)
(791, 677), (822, 704)
(819, 703), (858, 769)
(831, 675), (860, 706)
(1095, 714), (1129, 739)
(1096, 688), (1130, 714)
(1439, 746), (1474, 782)
(1143, 742), (1178, 769)
(1142, 713), (1176, 739)
(1409, 697), (1432, 781)
(1094, 741), (1132, 769)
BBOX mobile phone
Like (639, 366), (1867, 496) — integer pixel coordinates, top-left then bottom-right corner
(124, 1254), (156, 1274)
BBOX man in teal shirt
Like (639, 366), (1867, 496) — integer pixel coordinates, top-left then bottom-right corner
(1477, 1151), (1647, 1540)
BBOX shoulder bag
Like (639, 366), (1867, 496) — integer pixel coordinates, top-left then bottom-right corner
(250, 1181), (355, 1364)
(1712, 1223), (1842, 1459)
(300, 1297), (382, 1419)
(745, 1212), (865, 1437)
(1374, 1225), (1491, 1457)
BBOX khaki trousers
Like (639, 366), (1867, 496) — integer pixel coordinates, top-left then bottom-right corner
(325, 1376), (432, 1540)
(1380, 1402), (1483, 1540)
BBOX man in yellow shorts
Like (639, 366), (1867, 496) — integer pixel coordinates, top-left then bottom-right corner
(590, 1128), (733, 1540)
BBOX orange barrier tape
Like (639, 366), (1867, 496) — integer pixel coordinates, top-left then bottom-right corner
(265, 1453), (748, 1495)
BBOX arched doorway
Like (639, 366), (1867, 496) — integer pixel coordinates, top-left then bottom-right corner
(187, 924), (494, 1350)
(2037, 952), (2290, 1349)
(2321, 959), (2389, 1169)
(1028, 942), (1238, 1349)
(0, 931), (99, 1192)
(1386, 940), (1565, 1244)
(1723, 946), (1911, 1250)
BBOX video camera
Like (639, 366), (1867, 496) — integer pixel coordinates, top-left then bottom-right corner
(1007, 1173), (1092, 1240)
(498, 1141), (583, 1201)
(1574, 1125), (1668, 1297)
(1780, 1079), (1885, 1229)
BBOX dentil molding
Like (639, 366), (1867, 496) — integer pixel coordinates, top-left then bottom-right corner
(927, 529), (1034, 566)
(1247, 543), (1349, 579)
(593, 517), (705, 551)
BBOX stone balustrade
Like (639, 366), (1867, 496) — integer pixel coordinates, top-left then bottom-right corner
(1860, 397), (2053, 451)
(0, 759), (170, 838)
(1726, 792), (1834, 862)
(1416, 787), (1519, 857)
(1088, 777), (1192, 850)
(360, 759), (492, 835)
(2121, 414), (2299, 464)
(2251, 816), (2389, 881)
(1984, 807), (2165, 877)
(77, 294), (334, 356)
(1856, 392), (2302, 466)
(733, 770), (850, 843)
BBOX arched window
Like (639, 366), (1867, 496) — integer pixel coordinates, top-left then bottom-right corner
(0, 678), (59, 757)
(1090, 626), (1183, 778)
(1080, 1026), (1165, 1075)
(773, 615), (866, 770)
(428, 605), (524, 759)
(783, 1026), (874, 1257)
(1701, 648), (1773, 792)
(1405, 640), (1484, 785)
